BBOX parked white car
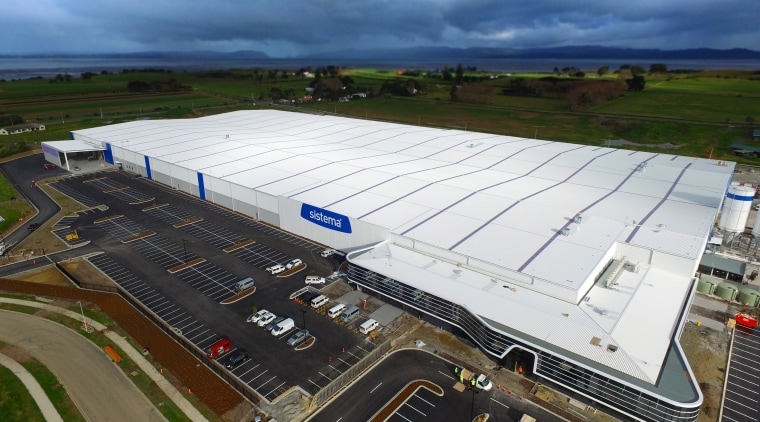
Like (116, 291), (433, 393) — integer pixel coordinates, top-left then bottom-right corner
(286, 258), (303, 269)
(305, 275), (326, 285)
(247, 309), (269, 323)
(320, 249), (336, 258)
(257, 312), (276, 327)
(266, 264), (286, 274)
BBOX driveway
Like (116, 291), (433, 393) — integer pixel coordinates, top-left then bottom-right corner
(0, 310), (166, 422)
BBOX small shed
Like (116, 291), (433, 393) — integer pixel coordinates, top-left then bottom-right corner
(698, 254), (746, 282)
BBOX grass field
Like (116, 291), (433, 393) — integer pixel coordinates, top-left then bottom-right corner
(1, 66), (759, 165)
(0, 364), (45, 422)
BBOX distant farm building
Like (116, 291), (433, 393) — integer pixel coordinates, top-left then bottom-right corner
(0, 123), (46, 135)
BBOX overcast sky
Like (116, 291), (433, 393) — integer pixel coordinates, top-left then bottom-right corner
(2, 0), (758, 56)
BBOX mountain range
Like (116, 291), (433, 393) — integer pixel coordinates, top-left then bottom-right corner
(3, 46), (759, 61)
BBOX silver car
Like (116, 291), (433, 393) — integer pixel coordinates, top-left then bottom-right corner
(287, 329), (309, 346)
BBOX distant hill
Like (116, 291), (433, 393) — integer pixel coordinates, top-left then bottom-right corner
(300, 46), (760, 61)
(0, 50), (270, 60)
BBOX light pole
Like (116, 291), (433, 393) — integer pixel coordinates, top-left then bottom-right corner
(77, 300), (89, 331)
(469, 387), (480, 421)
(182, 238), (188, 263)
(300, 309), (307, 330)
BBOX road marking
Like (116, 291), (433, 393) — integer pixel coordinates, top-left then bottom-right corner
(370, 382), (383, 393)
(416, 395), (435, 407)
(489, 397), (509, 409)
(404, 403), (425, 415)
(438, 370), (455, 380)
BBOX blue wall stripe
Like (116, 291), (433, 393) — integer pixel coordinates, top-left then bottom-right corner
(726, 192), (753, 201)
(104, 143), (114, 164)
(197, 173), (206, 200)
(145, 156), (152, 179)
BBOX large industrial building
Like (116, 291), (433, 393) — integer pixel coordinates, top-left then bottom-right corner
(67, 110), (735, 421)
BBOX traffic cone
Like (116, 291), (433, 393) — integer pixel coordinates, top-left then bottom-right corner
(509, 391), (512, 395)
(342, 346), (345, 353)
(188, 388), (193, 395)
(160, 368), (163, 375)
(328, 356), (332, 363)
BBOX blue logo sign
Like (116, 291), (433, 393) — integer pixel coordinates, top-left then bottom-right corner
(301, 204), (352, 233)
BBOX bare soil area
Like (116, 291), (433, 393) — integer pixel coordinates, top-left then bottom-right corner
(680, 322), (729, 422)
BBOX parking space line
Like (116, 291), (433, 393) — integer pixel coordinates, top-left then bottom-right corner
(319, 371), (333, 381)
(238, 364), (260, 378)
(248, 370), (269, 383)
(308, 379), (323, 389)
(404, 403), (426, 416)
(263, 381), (286, 398)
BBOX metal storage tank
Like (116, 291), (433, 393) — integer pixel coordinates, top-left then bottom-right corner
(696, 278), (717, 295)
(719, 185), (755, 233)
(737, 287), (760, 307)
(714, 282), (739, 301)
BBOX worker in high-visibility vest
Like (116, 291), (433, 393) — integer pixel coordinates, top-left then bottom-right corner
(454, 366), (459, 375)
(471, 378), (476, 388)
(459, 373), (464, 383)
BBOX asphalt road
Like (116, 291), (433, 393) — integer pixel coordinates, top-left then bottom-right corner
(0, 154), (66, 250)
(308, 349), (561, 422)
(0, 310), (166, 421)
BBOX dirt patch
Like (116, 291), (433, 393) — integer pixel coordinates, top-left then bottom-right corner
(220, 287), (255, 304)
(0, 344), (35, 363)
(679, 322), (729, 422)
(4, 265), (72, 286)
(59, 257), (117, 288)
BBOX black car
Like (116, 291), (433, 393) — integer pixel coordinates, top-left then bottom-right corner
(224, 349), (247, 369)
(27, 223), (41, 231)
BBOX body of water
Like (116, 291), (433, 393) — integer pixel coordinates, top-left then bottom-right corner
(1, 56), (758, 80)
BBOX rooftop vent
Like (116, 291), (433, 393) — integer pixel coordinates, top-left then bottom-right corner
(574, 214), (583, 225)
(590, 337), (601, 346)
(607, 344), (618, 353)
(561, 227), (571, 236)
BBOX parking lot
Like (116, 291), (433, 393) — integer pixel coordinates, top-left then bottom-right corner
(721, 326), (760, 421)
(49, 171), (386, 403)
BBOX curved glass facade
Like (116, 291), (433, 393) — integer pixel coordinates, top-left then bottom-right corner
(348, 262), (700, 422)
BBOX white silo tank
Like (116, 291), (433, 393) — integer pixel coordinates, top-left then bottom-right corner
(719, 185), (755, 233)
(752, 206), (760, 238)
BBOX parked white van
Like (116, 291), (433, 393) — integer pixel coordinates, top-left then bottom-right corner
(271, 318), (295, 336)
(310, 294), (329, 309)
(340, 305), (360, 323)
(234, 277), (254, 291)
(359, 318), (379, 334)
(327, 303), (346, 319)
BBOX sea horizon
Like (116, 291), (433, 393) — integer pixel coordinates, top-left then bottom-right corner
(1, 56), (759, 81)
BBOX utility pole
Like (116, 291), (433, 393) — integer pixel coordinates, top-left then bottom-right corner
(182, 238), (188, 263)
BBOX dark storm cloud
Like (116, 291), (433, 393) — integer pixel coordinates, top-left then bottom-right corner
(1, 0), (758, 55)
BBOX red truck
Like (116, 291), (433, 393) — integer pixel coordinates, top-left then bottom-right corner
(205, 338), (232, 359)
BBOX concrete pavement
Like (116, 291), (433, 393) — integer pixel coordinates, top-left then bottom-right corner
(0, 298), (208, 422)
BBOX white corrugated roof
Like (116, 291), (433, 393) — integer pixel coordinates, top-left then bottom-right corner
(73, 110), (734, 383)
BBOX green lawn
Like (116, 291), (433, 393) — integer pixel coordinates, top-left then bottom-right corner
(0, 364), (45, 422)
(2, 67), (759, 165)
(0, 174), (31, 233)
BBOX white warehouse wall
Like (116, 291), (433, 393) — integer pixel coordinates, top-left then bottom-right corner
(279, 196), (389, 251)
